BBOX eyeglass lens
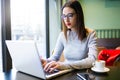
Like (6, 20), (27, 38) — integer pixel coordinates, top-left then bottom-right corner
(61, 13), (74, 19)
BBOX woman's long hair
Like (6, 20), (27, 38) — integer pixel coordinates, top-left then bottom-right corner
(61, 0), (88, 41)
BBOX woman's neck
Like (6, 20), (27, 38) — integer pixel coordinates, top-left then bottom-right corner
(71, 27), (77, 32)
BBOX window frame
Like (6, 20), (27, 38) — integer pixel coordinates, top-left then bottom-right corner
(1, 0), (12, 72)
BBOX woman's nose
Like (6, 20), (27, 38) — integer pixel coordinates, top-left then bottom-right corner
(65, 17), (70, 22)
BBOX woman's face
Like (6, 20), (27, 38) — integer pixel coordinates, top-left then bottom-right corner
(62, 7), (77, 31)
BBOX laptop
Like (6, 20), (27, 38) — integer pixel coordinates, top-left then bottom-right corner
(5, 40), (73, 80)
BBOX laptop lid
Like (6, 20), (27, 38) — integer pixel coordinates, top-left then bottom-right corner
(6, 40), (46, 79)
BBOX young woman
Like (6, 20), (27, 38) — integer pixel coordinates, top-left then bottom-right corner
(42, 0), (98, 73)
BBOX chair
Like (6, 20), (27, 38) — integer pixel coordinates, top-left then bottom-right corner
(59, 53), (65, 62)
(98, 49), (120, 66)
(52, 50), (65, 62)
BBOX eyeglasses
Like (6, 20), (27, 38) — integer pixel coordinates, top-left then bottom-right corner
(61, 13), (75, 20)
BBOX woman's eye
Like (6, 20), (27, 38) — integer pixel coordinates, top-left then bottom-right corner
(61, 15), (66, 19)
(68, 13), (73, 17)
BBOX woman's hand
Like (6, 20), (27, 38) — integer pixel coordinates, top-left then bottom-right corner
(41, 58), (47, 68)
(44, 61), (60, 73)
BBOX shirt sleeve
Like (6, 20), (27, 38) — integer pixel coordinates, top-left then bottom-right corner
(48, 32), (64, 61)
(58, 31), (98, 70)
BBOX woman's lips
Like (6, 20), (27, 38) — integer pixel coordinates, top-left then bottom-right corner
(67, 23), (71, 26)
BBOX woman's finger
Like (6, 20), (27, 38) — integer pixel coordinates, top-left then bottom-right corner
(49, 68), (55, 73)
(44, 61), (56, 72)
(48, 62), (60, 73)
(40, 58), (47, 67)
(44, 62), (54, 72)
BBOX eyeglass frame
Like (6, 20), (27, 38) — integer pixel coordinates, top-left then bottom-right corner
(61, 13), (76, 20)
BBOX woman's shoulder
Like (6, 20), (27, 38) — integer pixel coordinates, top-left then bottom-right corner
(85, 27), (97, 38)
(86, 27), (95, 33)
(58, 31), (64, 38)
(58, 31), (66, 41)
(86, 27), (96, 35)
(59, 31), (64, 35)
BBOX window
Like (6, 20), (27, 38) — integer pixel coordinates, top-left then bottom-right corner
(49, 0), (62, 56)
(11, 0), (46, 58)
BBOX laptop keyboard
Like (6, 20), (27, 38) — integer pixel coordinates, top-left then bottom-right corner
(45, 69), (59, 76)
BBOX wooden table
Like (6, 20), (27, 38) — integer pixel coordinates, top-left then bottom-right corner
(0, 66), (120, 80)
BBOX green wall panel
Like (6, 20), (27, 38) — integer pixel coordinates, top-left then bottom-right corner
(79, 0), (120, 29)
